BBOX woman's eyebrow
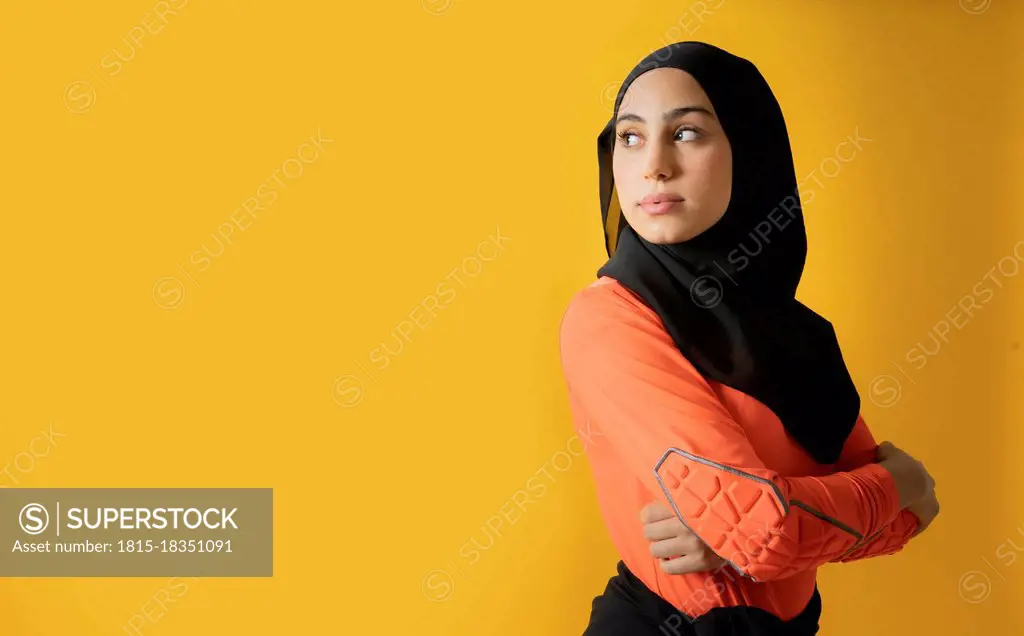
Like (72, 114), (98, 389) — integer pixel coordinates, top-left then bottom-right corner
(615, 106), (715, 125)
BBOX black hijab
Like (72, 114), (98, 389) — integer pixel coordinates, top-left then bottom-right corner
(596, 42), (858, 465)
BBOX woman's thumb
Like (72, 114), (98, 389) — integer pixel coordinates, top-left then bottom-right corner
(876, 440), (897, 461)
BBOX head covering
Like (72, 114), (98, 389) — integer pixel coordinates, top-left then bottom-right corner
(596, 41), (858, 464)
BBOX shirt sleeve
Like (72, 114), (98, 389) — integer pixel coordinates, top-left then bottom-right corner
(828, 414), (920, 562)
(558, 285), (904, 583)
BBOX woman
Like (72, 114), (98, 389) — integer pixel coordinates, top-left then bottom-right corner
(559, 41), (940, 635)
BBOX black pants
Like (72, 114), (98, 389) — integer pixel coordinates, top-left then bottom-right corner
(582, 561), (821, 636)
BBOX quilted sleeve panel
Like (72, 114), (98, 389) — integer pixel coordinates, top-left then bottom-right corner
(828, 418), (921, 563)
(559, 285), (904, 583)
(652, 448), (902, 581)
(832, 509), (919, 562)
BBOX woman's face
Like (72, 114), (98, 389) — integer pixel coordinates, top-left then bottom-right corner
(612, 67), (733, 244)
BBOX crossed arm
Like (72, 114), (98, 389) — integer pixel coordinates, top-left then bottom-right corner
(559, 287), (919, 582)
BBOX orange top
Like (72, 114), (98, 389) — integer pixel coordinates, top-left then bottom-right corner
(559, 276), (919, 621)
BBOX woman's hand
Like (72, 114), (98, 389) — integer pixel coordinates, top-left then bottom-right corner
(640, 501), (726, 575)
(876, 441), (934, 507)
(907, 490), (940, 537)
(876, 441), (939, 534)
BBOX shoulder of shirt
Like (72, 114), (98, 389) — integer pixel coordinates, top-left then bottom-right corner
(557, 277), (711, 395)
(558, 276), (664, 349)
(561, 276), (638, 323)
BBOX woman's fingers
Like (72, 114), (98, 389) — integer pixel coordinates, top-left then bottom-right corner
(641, 499), (724, 575)
(649, 537), (685, 559)
(642, 517), (684, 541)
(648, 533), (703, 559)
(876, 440), (897, 461)
(658, 551), (724, 575)
(639, 501), (675, 524)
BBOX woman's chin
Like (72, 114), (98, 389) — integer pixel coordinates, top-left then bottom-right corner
(635, 218), (694, 245)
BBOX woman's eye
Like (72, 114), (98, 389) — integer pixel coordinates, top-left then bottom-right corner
(617, 131), (640, 147)
(676, 127), (700, 142)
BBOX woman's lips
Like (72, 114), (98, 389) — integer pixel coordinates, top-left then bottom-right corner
(638, 193), (684, 215)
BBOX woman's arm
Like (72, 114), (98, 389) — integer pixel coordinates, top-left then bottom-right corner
(559, 285), (907, 583)
(827, 415), (920, 562)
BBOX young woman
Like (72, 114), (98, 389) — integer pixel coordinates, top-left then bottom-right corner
(559, 41), (940, 635)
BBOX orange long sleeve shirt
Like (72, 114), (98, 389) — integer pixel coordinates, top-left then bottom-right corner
(559, 276), (919, 622)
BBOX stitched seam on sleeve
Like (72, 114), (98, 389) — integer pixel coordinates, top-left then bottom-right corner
(835, 526), (886, 560)
(652, 447), (788, 581)
(653, 448), (875, 578)
(789, 499), (864, 542)
(653, 447), (789, 511)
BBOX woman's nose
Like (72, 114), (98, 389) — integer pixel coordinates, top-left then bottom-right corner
(644, 145), (675, 181)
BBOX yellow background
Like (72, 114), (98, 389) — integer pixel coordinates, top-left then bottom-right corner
(0, 0), (1021, 633)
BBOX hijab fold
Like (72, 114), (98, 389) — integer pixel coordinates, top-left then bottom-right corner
(596, 42), (858, 465)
